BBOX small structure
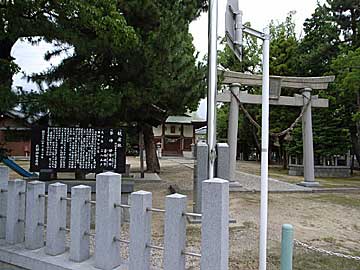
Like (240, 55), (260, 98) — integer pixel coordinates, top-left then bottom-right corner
(288, 154), (351, 178)
(153, 113), (206, 157)
(0, 110), (33, 157)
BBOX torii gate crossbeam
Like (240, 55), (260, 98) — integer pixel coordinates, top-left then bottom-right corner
(218, 70), (335, 186)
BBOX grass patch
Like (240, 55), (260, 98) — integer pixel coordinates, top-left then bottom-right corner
(306, 194), (360, 208)
(293, 249), (360, 270)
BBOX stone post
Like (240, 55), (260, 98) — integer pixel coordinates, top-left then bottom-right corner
(129, 191), (152, 270)
(0, 166), (9, 239)
(6, 179), (26, 244)
(228, 83), (240, 181)
(164, 194), (187, 270)
(200, 179), (229, 270)
(216, 143), (230, 180)
(70, 185), (91, 262)
(95, 172), (122, 270)
(193, 142), (208, 214)
(46, 182), (67, 255)
(299, 88), (319, 187)
(25, 181), (45, 250)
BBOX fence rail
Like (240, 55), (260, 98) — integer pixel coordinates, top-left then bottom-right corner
(0, 167), (230, 270)
(294, 239), (360, 261)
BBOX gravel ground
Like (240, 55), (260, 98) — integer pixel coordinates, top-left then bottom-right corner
(235, 171), (310, 192)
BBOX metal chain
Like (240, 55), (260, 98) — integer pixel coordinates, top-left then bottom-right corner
(294, 239), (360, 261)
(229, 88), (311, 138)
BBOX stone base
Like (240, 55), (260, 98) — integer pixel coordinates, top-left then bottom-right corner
(289, 164), (351, 178)
(297, 181), (320, 187)
(0, 240), (128, 270)
(187, 216), (237, 224)
(229, 181), (243, 192)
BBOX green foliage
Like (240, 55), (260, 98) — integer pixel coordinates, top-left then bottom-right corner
(286, 108), (351, 157)
(330, 0), (360, 48)
(0, 0), (56, 112)
(269, 11), (299, 76)
(295, 3), (341, 76)
(0, 59), (19, 112)
(218, 9), (352, 160)
(27, 0), (206, 128)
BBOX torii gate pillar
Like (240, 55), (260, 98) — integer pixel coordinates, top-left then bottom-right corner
(228, 83), (240, 181)
(299, 88), (319, 187)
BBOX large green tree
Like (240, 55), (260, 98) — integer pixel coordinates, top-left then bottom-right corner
(26, 0), (206, 172)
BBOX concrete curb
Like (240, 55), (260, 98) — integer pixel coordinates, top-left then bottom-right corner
(0, 240), (128, 270)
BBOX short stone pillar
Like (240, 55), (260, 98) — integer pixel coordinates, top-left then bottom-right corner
(280, 224), (294, 270)
(200, 179), (229, 270)
(95, 172), (122, 270)
(25, 181), (45, 250)
(46, 182), (67, 256)
(216, 143), (230, 180)
(164, 194), (187, 270)
(193, 142), (208, 214)
(228, 83), (240, 181)
(6, 179), (26, 244)
(299, 88), (319, 187)
(0, 166), (9, 239)
(129, 191), (152, 270)
(70, 185), (91, 262)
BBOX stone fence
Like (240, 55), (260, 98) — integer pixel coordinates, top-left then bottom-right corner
(0, 166), (229, 270)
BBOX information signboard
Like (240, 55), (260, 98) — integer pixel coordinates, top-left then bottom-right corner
(30, 127), (126, 173)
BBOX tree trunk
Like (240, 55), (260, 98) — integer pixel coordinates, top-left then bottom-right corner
(0, 39), (16, 86)
(251, 125), (261, 155)
(143, 123), (160, 173)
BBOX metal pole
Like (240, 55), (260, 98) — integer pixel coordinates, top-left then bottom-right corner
(280, 224), (294, 270)
(259, 26), (270, 270)
(207, 0), (218, 179)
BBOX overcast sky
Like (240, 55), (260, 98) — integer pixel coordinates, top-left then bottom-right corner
(12, 0), (322, 118)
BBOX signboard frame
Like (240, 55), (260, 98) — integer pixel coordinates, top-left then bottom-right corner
(30, 126), (126, 174)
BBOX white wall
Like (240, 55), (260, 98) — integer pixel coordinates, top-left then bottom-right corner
(153, 125), (162, 137)
(183, 125), (193, 138)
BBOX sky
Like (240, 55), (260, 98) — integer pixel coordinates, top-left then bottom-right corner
(11, 0), (322, 118)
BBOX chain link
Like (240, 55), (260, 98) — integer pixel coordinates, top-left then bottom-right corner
(294, 239), (360, 261)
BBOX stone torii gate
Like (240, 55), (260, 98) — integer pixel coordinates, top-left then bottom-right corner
(217, 70), (335, 186)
